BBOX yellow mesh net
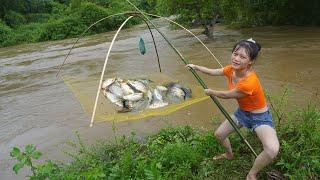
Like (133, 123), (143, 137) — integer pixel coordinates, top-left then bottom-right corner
(62, 73), (209, 122)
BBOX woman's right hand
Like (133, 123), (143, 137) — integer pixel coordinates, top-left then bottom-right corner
(186, 64), (197, 70)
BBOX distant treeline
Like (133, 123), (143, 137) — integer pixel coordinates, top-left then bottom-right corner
(0, 0), (149, 47)
(1, 0), (319, 47)
(151, 0), (320, 28)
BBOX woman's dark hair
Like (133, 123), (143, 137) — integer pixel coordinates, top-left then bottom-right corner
(232, 39), (261, 61)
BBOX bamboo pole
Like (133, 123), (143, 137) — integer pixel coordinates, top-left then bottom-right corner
(90, 16), (134, 127)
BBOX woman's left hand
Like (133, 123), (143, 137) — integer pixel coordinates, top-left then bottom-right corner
(204, 89), (213, 96)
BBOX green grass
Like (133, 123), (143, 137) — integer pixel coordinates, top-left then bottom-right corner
(11, 106), (320, 179)
(10, 91), (320, 179)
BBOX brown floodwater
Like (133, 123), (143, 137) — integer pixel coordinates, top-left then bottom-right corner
(0, 18), (319, 179)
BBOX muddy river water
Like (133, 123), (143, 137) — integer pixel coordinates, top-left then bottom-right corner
(0, 19), (319, 179)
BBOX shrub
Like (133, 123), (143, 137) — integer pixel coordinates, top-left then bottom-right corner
(40, 16), (86, 41)
(76, 2), (111, 33)
(50, 1), (70, 18)
(22, 0), (54, 14)
(14, 23), (44, 43)
(4, 11), (26, 27)
(276, 104), (320, 179)
(0, 21), (16, 47)
(25, 13), (51, 23)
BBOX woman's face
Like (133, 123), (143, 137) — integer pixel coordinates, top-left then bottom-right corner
(231, 47), (252, 70)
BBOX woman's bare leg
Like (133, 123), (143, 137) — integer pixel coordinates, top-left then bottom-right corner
(246, 125), (280, 180)
(214, 118), (241, 160)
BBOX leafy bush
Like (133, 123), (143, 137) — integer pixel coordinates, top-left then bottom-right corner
(70, 0), (82, 10)
(276, 104), (320, 179)
(22, 0), (54, 14)
(0, 21), (16, 47)
(0, 0), (144, 47)
(76, 2), (111, 33)
(40, 16), (86, 40)
(25, 13), (51, 23)
(50, 1), (69, 17)
(14, 23), (44, 43)
(4, 11), (27, 27)
(10, 144), (42, 175)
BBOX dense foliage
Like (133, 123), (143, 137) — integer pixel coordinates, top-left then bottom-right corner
(151, 0), (320, 28)
(11, 100), (320, 179)
(219, 0), (320, 28)
(0, 0), (319, 47)
(0, 0), (144, 47)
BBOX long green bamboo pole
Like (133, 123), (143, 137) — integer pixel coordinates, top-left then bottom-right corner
(126, 0), (258, 157)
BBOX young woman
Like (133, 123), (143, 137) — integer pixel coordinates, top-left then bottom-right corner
(187, 38), (279, 180)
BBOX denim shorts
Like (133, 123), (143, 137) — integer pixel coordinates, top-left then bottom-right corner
(234, 108), (274, 131)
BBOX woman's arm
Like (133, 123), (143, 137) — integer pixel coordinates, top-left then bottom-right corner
(204, 88), (247, 99)
(186, 64), (223, 76)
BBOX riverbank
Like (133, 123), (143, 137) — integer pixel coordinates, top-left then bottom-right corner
(9, 101), (320, 179)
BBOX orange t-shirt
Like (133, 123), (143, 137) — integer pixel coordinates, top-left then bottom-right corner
(223, 65), (267, 111)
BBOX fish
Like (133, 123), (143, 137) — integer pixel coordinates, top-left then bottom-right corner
(131, 99), (149, 111)
(153, 88), (163, 100)
(127, 80), (147, 93)
(167, 86), (186, 103)
(148, 101), (168, 109)
(123, 93), (143, 101)
(116, 77), (124, 83)
(147, 90), (153, 105)
(101, 78), (115, 90)
(121, 96), (149, 112)
(156, 85), (168, 92)
(108, 81), (124, 97)
(102, 78), (192, 112)
(105, 91), (123, 107)
(137, 79), (153, 86)
(120, 82), (134, 95)
(180, 87), (192, 98)
(165, 82), (192, 101)
(148, 88), (169, 109)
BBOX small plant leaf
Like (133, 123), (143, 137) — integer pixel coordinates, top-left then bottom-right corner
(13, 163), (24, 174)
(156, 162), (162, 169)
(32, 151), (42, 159)
(25, 144), (35, 154)
(10, 147), (21, 157)
(21, 156), (28, 164)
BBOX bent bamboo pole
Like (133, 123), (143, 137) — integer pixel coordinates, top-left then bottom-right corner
(126, 0), (258, 157)
(90, 16), (134, 127)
